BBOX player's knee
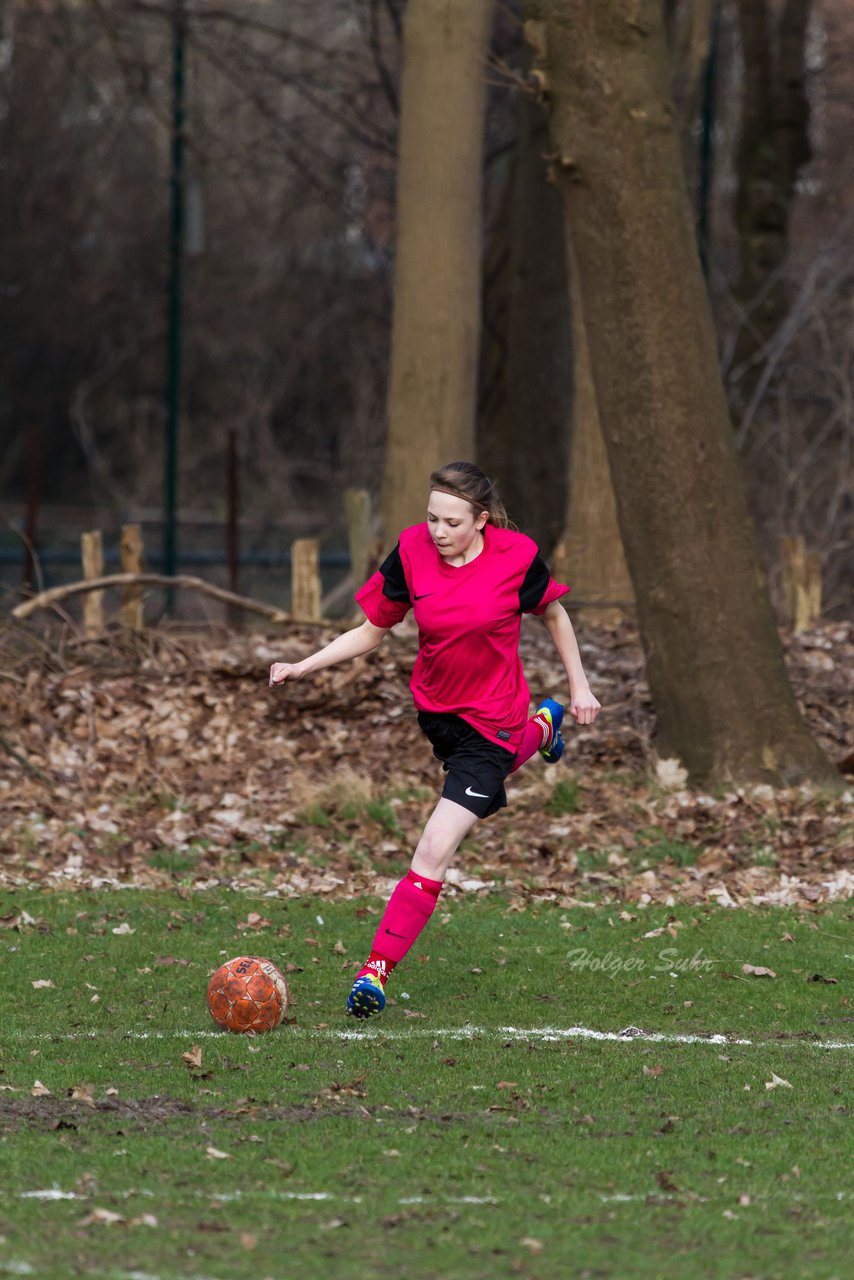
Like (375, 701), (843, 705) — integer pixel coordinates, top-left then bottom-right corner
(412, 831), (451, 877)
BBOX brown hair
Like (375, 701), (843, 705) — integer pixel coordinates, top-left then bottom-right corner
(429, 461), (513, 529)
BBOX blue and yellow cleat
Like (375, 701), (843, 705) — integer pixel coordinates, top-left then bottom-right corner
(346, 973), (387, 1019)
(536, 697), (565, 764)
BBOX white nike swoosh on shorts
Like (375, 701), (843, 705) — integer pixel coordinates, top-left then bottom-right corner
(465, 786), (489, 798)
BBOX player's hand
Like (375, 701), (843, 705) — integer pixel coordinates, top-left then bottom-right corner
(569, 688), (601, 725)
(269, 661), (303, 687)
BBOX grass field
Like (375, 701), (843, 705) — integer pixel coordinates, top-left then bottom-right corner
(0, 889), (851, 1279)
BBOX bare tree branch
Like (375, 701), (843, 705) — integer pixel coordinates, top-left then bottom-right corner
(11, 574), (300, 624)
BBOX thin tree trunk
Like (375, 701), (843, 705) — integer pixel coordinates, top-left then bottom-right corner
(734, 0), (812, 353)
(668, 0), (717, 220)
(556, 238), (634, 623)
(481, 10), (631, 597)
(382, 0), (493, 538)
(478, 62), (571, 550)
(530, 1), (835, 787)
(670, 0), (715, 128)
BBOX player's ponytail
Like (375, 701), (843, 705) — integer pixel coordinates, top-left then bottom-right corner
(429, 462), (514, 529)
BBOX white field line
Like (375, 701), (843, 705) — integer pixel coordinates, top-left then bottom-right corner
(4, 1185), (852, 1280)
(8, 1024), (854, 1050)
(14, 1187), (851, 1208)
(16, 1187), (499, 1207)
(0, 1270), (219, 1280)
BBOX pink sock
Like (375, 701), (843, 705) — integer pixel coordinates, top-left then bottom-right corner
(357, 870), (443, 981)
(509, 712), (551, 774)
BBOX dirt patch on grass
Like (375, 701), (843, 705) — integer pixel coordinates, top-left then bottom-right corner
(0, 1095), (326, 1130)
(0, 1095), (487, 1133)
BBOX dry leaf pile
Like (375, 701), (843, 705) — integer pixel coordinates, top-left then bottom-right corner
(0, 620), (851, 909)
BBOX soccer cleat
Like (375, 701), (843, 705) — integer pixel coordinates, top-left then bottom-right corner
(346, 973), (386, 1019)
(536, 697), (565, 764)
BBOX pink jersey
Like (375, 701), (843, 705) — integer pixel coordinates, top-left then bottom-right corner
(355, 523), (568, 751)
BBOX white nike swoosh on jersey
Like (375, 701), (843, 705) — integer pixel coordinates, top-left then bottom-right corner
(465, 786), (489, 798)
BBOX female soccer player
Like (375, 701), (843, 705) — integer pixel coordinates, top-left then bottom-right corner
(269, 462), (601, 1018)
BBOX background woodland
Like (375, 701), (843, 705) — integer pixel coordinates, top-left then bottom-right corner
(2, 1), (853, 790)
(2, 0), (851, 613)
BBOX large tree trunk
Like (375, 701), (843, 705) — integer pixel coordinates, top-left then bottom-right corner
(382, 0), (493, 538)
(530, 1), (835, 787)
(734, 0), (812, 354)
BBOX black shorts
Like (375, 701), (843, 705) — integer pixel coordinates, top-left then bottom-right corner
(417, 711), (516, 819)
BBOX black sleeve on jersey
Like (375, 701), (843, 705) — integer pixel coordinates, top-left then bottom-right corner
(518, 553), (551, 613)
(379, 544), (412, 604)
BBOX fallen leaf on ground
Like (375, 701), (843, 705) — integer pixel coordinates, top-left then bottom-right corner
(742, 964), (776, 978)
(205, 1146), (232, 1160)
(323, 1079), (366, 1097)
(79, 1208), (124, 1226)
(111, 923), (134, 936)
(655, 757), (688, 790)
(1, 911), (40, 930)
(31, 979), (55, 989)
(237, 912), (271, 930)
(31, 1081), (51, 1097)
(765, 1073), (793, 1090)
(182, 1045), (203, 1070)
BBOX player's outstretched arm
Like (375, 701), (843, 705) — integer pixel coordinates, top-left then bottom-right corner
(269, 618), (388, 687)
(540, 601), (601, 726)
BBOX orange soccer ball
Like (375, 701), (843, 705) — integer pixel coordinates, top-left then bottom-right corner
(206, 955), (290, 1034)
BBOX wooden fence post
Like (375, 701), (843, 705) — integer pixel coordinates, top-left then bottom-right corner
(120, 524), (145, 631)
(21, 424), (42, 589)
(80, 530), (104, 638)
(291, 538), (321, 621)
(344, 488), (372, 589)
(780, 535), (822, 633)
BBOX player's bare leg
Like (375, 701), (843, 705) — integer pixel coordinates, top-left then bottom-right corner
(346, 799), (479, 1019)
(410, 797), (479, 880)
